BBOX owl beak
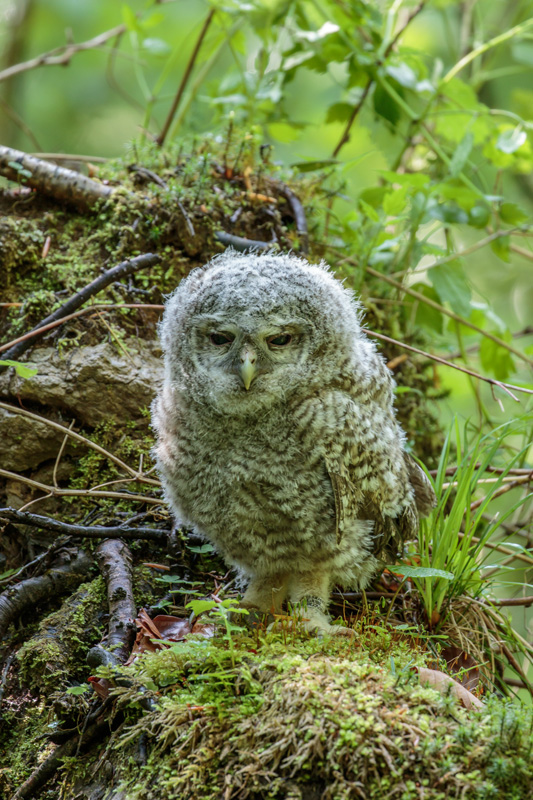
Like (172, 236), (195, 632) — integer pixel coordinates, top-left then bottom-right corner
(239, 348), (258, 390)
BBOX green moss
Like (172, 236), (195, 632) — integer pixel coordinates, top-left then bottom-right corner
(105, 631), (532, 800)
(16, 577), (105, 692)
(0, 697), (55, 795)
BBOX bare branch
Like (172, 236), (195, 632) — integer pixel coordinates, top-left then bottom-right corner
(0, 24), (127, 83)
(0, 468), (162, 505)
(0, 303), (164, 355)
(361, 329), (533, 398)
(157, 9), (216, 147)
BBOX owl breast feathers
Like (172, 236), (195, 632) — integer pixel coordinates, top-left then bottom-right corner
(152, 250), (435, 636)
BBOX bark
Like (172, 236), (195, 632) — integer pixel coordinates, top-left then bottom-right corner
(0, 549), (93, 639)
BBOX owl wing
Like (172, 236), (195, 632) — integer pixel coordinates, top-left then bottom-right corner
(404, 453), (437, 517)
(321, 350), (435, 560)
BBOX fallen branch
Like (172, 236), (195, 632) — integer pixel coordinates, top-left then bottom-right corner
(0, 508), (168, 543)
(87, 539), (137, 668)
(0, 145), (115, 210)
(0, 253), (161, 363)
(274, 182), (309, 254)
(0, 548), (93, 639)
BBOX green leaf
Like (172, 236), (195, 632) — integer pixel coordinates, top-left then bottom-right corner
(479, 332), (516, 380)
(142, 11), (165, 28)
(408, 284), (443, 333)
(359, 186), (387, 208)
(185, 599), (217, 615)
(497, 126), (527, 154)
(379, 171), (430, 189)
(490, 235), (510, 262)
(267, 122), (302, 143)
(187, 543), (214, 554)
(499, 202), (529, 225)
(290, 159), (338, 172)
(373, 83), (401, 126)
(0, 567), (18, 580)
(386, 63), (417, 89)
(449, 131), (473, 177)
(385, 565), (455, 580)
(142, 38), (171, 57)
(66, 685), (90, 696)
(326, 102), (353, 123)
(359, 199), (380, 222)
(122, 4), (140, 32)
(468, 204), (491, 228)
(283, 51), (316, 71)
(295, 22), (340, 42)
(428, 262), (471, 317)
(427, 203), (468, 224)
(382, 187), (408, 216)
(0, 360), (38, 378)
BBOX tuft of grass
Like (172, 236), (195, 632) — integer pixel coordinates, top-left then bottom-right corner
(395, 416), (532, 694)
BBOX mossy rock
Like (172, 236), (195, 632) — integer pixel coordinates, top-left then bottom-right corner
(76, 631), (532, 800)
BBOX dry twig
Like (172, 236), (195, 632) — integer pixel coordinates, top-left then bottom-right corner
(0, 468), (161, 506)
(0, 403), (160, 486)
(0, 253), (161, 363)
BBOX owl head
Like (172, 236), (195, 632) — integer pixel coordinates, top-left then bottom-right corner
(160, 250), (365, 415)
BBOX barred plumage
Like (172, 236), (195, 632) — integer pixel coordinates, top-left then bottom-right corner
(152, 250), (435, 635)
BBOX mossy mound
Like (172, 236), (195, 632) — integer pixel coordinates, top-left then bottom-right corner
(91, 630), (533, 800)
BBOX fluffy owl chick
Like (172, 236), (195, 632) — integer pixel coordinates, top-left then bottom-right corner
(152, 250), (435, 636)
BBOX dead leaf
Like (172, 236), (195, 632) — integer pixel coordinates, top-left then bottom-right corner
(440, 646), (480, 692)
(88, 676), (110, 700)
(417, 667), (483, 710)
(126, 609), (215, 664)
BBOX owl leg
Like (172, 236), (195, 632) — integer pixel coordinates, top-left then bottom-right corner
(288, 571), (354, 637)
(242, 575), (288, 614)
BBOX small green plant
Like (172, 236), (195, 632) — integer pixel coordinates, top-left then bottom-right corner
(0, 360), (37, 378)
(186, 597), (249, 668)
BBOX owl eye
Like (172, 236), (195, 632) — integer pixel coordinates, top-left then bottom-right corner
(210, 332), (235, 346)
(267, 333), (292, 347)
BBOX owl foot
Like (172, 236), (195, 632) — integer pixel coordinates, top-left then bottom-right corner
(268, 607), (355, 638)
(301, 610), (355, 638)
